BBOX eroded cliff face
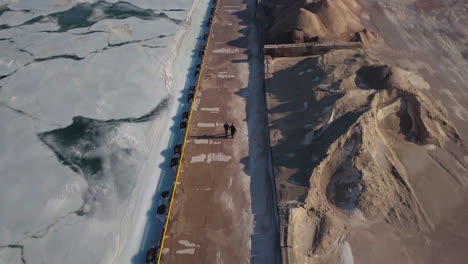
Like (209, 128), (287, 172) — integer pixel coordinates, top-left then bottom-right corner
(266, 48), (467, 264)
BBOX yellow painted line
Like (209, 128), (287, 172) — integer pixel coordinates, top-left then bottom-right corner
(156, 3), (217, 264)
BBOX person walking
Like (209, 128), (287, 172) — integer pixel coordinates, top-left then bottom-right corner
(229, 124), (236, 139)
(223, 122), (229, 139)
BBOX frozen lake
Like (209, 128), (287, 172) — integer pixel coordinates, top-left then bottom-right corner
(0, 0), (209, 263)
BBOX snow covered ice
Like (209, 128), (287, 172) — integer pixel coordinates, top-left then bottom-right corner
(0, 0), (209, 263)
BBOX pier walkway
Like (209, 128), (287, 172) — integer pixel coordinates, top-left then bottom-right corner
(157, 0), (281, 263)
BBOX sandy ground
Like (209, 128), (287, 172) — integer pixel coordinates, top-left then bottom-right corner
(260, 0), (376, 45)
(262, 1), (468, 263)
(266, 49), (467, 264)
(360, 0), (468, 140)
(159, 0), (281, 263)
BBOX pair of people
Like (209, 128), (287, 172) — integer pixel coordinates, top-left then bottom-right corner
(224, 122), (237, 139)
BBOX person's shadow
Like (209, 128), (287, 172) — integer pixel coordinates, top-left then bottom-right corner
(190, 133), (227, 139)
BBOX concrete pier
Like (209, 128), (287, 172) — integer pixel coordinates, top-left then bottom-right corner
(157, 0), (281, 263)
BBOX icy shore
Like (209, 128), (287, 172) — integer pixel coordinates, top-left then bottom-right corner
(0, 0), (208, 263)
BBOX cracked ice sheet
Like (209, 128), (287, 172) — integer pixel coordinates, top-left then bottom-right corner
(0, 13), (181, 130)
(4, 0), (187, 17)
(10, 30), (110, 59)
(4, 0), (86, 15)
(0, 246), (21, 264)
(0, 15), (60, 40)
(0, 0), (203, 264)
(22, 213), (117, 263)
(6, 18), (176, 63)
(0, 108), (85, 243)
(1, 43), (169, 130)
(0, 105), (164, 264)
(0, 8), (35, 26)
(90, 17), (178, 46)
(0, 42), (33, 76)
(19, 121), (158, 264)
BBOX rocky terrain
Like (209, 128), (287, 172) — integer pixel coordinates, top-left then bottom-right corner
(262, 0), (468, 263)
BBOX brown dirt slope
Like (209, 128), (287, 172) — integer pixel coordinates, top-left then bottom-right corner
(266, 49), (468, 264)
(264, 0), (468, 263)
(262, 0), (376, 44)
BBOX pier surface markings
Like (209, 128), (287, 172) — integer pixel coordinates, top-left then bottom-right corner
(157, 0), (271, 263)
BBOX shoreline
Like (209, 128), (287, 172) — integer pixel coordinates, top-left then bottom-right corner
(114, 0), (212, 262)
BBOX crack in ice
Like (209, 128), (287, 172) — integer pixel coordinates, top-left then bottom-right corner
(0, 244), (26, 264)
(0, 101), (41, 125)
(0, 1), (182, 32)
(0, 5), (31, 17)
(0, 34), (172, 81)
(0, 204), (87, 264)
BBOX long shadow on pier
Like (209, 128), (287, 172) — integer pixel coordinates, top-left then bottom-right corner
(190, 133), (227, 139)
(227, 0), (282, 263)
(130, 1), (214, 263)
